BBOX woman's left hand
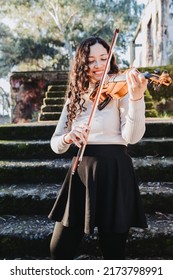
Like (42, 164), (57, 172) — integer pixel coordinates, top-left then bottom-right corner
(126, 68), (147, 101)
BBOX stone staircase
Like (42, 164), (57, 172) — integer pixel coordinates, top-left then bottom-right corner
(0, 120), (173, 259)
(38, 77), (67, 122)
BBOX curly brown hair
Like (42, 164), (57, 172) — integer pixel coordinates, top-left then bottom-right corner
(65, 36), (119, 128)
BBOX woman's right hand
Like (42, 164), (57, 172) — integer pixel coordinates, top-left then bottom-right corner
(63, 123), (90, 148)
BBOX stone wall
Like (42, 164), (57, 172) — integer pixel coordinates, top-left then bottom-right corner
(131, 0), (173, 67)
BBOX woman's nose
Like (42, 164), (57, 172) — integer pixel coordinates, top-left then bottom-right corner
(94, 60), (102, 67)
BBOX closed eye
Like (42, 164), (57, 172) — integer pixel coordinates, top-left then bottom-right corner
(88, 58), (107, 64)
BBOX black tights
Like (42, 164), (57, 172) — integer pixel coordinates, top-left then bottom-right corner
(50, 222), (129, 260)
(98, 230), (128, 260)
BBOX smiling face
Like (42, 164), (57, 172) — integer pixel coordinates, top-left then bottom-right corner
(88, 43), (109, 83)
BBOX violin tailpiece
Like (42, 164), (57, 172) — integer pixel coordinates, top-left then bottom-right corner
(98, 96), (112, 110)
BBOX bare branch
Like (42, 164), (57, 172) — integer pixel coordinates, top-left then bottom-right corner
(45, 1), (63, 33)
(64, 11), (78, 29)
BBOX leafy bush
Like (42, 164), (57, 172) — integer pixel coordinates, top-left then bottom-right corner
(139, 66), (173, 117)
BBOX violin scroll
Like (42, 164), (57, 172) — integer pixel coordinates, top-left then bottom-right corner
(144, 70), (172, 87)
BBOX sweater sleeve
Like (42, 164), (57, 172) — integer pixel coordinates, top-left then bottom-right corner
(119, 93), (146, 144)
(50, 100), (71, 154)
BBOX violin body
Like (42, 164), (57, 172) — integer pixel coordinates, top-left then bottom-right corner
(89, 69), (172, 110)
(90, 78), (128, 110)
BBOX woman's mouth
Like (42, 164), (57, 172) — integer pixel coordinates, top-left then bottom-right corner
(93, 71), (103, 76)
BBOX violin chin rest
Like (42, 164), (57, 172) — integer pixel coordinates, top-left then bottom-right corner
(98, 96), (112, 110)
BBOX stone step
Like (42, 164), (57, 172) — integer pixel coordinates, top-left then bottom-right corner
(0, 140), (75, 159)
(144, 119), (173, 138)
(0, 215), (53, 259)
(139, 182), (173, 213)
(43, 97), (65, 106)
(0, 182), (173, 216)
(41, 105), (63, 113)
(47, 83), (67, 91)
(129, 137), (173, 156)
(44, 71), (68, 82)
(0, 123), (56, 141)
(0, 138), (173, 160)
(132, 156), (173, 182)
(0, 121), (173, 141)
(0, 184), (61, 215)
(127, 213), (173, 259)
(0, 159), (70, 184)
(0, 157), (173, 184)
(47, 85), (67, 91)
(38, 112), (61, 121)
(46, 91), (65, 98)
(0, 214), (172, 259)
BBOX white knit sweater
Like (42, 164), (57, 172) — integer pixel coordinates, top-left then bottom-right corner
(50, 93), (145, 154)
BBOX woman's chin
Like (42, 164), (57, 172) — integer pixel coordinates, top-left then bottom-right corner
(93, 75), (102, 81)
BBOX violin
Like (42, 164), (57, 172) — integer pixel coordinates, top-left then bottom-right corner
(89, 69), (173, 110)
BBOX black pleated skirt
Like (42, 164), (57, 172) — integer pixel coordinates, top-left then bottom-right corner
(48, 145), (148, 234)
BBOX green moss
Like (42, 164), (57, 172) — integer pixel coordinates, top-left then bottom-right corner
(145, 109), (158, 117)
(144, 89), (158, 117)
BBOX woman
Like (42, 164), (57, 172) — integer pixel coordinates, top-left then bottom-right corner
(48, 36), (148, 260)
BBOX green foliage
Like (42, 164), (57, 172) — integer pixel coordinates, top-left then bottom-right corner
(144, 89), (158, 118)
(0, 0), (142, 77)
(139, 66), (173, 117)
